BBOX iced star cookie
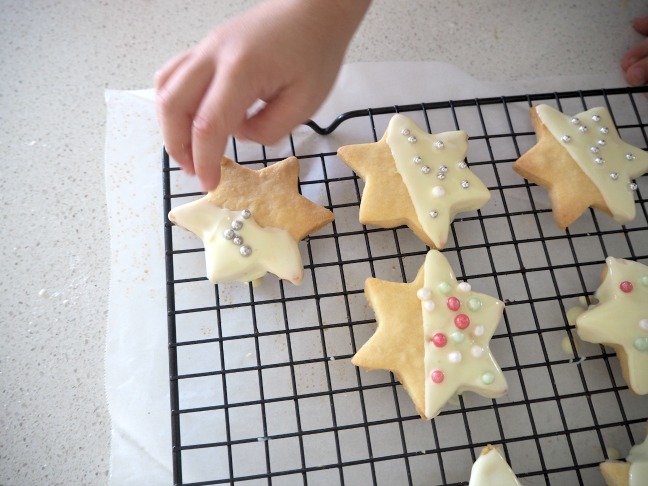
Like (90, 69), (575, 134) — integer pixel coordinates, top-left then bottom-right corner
(352, 249), (507, 420)
(575, 257), (648, 394)
(337, 114), (490, 249)
(513, 105), (648, 229)
(600, 423), (648, 486)
(168, 157), (334, 285)
(469, 445), (522, 486)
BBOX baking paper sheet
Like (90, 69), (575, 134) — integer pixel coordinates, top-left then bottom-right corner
(104, 62), (629, 484)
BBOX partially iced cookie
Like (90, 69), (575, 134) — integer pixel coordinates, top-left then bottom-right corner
(513, 105), (648, 229)
(168, 157), (334, 285)
(337, 114), (490, 248)
(600, 423), (648, 486)
(352, 250), (507, 420)
(469, 445), (522, 486)
(575, 257), (648, 394)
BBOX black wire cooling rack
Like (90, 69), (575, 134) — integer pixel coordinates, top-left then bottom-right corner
(163, 87), (648, 486)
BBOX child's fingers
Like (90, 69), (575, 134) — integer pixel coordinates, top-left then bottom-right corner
(154, 50), (191, 91)
(621, 40), (648, 71)
(632, 16), (648, 36)
(191, 69), (258, 191)
(624, 56), (648, 86)
(156, 58), (215, 174)
(237, 86), (318, 146)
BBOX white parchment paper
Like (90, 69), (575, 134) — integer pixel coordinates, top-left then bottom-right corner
(104, 62), (627, 484)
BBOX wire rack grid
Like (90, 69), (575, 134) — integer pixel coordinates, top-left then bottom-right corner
(163, 87), (648, 486)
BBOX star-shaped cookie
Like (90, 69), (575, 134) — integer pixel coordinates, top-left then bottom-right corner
(600, 421), (648, 486)
(168, 156), (334, 284)
(576, 257), (648, 394)
(513, 105), (648, 229)
(468, 445), (522, 486)
(337, 114), (490, 249)
(353, 250), (507, 420)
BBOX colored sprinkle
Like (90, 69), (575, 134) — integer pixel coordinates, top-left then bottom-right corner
(640, 319), (648, 332)
(457, 282), (471, 293)
(471, 345), (484, 358)
(417, 287), (432, 301)
(438, 282), (452, 294)
(619, 281), (633, 293)
(450, 331), (465, 344)
(468, 298), (482, 312)
(454, 314), (470, 329)
(481, 371), (495, 385)
(448, 351), (462, 363)
(641, 276), (648, 287)
(423, 301), (436, 312)
(430, 370), (444, 384)
(447, 297), (461, 311)
(473, 325), (484, 337)
(633, 337), (648, 352)
(432, 333), (447, 347)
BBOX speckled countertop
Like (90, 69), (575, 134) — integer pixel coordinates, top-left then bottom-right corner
(0, 1), (644, 484)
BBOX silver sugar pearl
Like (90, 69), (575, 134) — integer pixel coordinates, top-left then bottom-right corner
(413, 156), (422, 164)
(629, 182), (638, 191)
(458, 161), (467, 169)
(421, 165), (431, 174)
(439, 165), (448, 172)
(578, 125), (588, 133)
(594, 157), (605, 165)
(408, 136), (417, 143)
(597, 139), (606, 146)
(241, 209), (252, 219)
(592, 114), (601, 122)
(461, 180), (470, 189)
(223, 228), (235, 240)
(239, 245), (252, 257)
(590, 146), (600, 154)
(231, 219), (243, 231)
(232, 235), (244, 246)
(570, 117), (580, 125)
(626, 153), (635, 161)
(561, 135), (572, 143)
(609, 172), (619, 181)
(434, 140), (445, 149)
(401, 128), (410, 136)
(429, 210), (439, 218)
(437, 173), (446, 180)
(599, 127), (609, 134)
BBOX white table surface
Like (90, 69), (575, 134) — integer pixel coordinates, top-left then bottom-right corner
(1, 0), (645, 484)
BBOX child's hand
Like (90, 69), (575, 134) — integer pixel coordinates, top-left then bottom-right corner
(621, 16), (648, 87)
(155, 0), (371, 191)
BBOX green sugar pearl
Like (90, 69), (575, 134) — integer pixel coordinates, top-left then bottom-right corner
(468, 298), (482, 311)
(633, 337), (648, 352)
(450, 331), (465, 344)
(641, 275), (648, 287)
(481, 371), (495, 385)
(438, 282), (451, 294)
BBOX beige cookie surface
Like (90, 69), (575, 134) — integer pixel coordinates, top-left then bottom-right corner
(204, 156), (334, 241)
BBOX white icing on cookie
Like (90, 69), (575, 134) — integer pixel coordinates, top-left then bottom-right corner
(468, 446), (522, 486)
(169, 199), (303, 284)
(386, 114), (490, 248)
(536, 105), (648, 224)
(420, 250), (507, 419)
(575, 257), (648, 394)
